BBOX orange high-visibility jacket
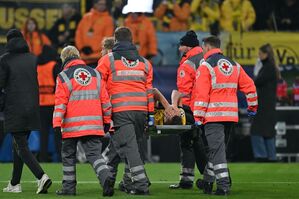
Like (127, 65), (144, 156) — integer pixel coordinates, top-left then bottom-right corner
(193, 48), (258, 124)
(37, 60), (56, 106)
(75, 9), (114, 64)
(177, 46), (203, 107)
(23, 31), (51, 56)
(124, 14), (157, 58)
(53, 59), (112, 139)
(96, 52), (154, 113)
(154, 2), (191, 32)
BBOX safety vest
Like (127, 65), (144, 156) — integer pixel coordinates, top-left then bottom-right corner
(177, 46), (204, 107)
(293, 82), (299, 101)
(37, 61), (56, 106)
(193, 48), (257, 124)
(53, 59), (112, 139)
(97, 52), (154, 113)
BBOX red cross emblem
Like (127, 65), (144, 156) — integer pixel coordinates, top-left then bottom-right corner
(218, 59), (233, 76)
(74, 68), (91, 86)
(222, 63), (230, 71)
(79, 72), (88, 81)
(121, 56), (139, 68)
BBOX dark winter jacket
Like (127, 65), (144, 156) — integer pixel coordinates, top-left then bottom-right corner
(0, 37), (41, 133)
(250, 58), (277, 138)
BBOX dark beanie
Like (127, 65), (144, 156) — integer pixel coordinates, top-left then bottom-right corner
(179, 30), (199, 47)
(6, 29), (23, 42)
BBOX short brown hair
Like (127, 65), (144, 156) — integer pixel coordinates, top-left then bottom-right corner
(102, 37), (114, 50)
(114, 27), (132, 42)
(202, 36), (221, 48)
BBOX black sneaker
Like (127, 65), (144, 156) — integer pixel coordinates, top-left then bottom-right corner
(169, 182), (193, 189)
(118, 181), (130, 193)
(203, 181), (213, 194)
(130, 189), (150, 195)
(214, 189), (230, 196)
(56, 190), (76, 196)
(196, 178), (204, 190)
(103, 177), (114, 197)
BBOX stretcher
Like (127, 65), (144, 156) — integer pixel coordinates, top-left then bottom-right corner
(148, 125), (195, 136)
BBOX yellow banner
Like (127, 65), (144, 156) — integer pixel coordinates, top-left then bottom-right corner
(223, 32), (299, 65)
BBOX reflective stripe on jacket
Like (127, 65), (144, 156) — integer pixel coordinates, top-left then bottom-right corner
(53, 59), (111, 139)
(177, 46), (203, 107)
(37, 60), (56, 106)
(96, 52), (154, 113)
(193, 48), (257, 124)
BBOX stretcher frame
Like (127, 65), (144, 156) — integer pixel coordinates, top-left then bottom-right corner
(149, 125), (195, 136)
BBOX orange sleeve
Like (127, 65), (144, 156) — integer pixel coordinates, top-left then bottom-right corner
(96, 55), (110, 82)
(173, 3), (191, 21)
(53, 76), (70, 127)
(104, 16), (114, 37)
(154, 3), (167, 19)
(41, 34), (51, 46)
(146, 60), (154, 113)
(100, 79), (112, 124)
(146, 19), (158, 56)
(238, 65), (258, 112)
(193, 65), (211, 122)
(75, 17), (85, 50)
(177, 64), (195, 97)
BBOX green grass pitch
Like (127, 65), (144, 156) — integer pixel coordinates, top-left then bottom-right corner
(0, 163), (299, 199)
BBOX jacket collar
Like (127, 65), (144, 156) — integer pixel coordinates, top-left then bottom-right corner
(90, 8), (109, 16)
(180, 46), (203, 65)
(204, 48), (222, 60)
(64, 59), (86, 70)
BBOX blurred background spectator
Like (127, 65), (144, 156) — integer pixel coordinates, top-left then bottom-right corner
(48, 4), (81, 53)
(37, 45), (61, 162)
(274, 0), (299, 31)
(75, 0), (114, 67)
(250, 44), (281, 162)
(190, 0), (220, 35)
(220, 0), (256, 32)
(22, 17), (51, 56)
(154, 0), (191, 31)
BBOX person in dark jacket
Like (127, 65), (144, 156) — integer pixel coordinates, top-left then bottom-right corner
(250, 43), (280, 162)
(0, 29), (52, 194)
(48, 4), (81, 53)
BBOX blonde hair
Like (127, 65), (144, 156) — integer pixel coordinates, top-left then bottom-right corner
(60, 45), (80, 63)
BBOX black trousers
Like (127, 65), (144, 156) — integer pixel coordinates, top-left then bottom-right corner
(178, 106), (208, 184)
(11, 131), (44, 185)
(39, 106), (61, 162)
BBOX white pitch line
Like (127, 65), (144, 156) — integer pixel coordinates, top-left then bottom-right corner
(0, 181), (299, 184)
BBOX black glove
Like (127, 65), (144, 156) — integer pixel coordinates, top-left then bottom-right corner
(54, 127), (61, 134)
(81, 46), (93, 55)
(104, 123), (110, 133)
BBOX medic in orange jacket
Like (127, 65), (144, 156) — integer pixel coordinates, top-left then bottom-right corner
(177, 46), (203, 107)
(53, 58), (112, 139)
(96, 43), (154, 114)
(193, 48), (258, 124)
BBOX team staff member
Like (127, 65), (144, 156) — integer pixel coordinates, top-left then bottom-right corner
(124, 12), (157, 59)
(193, 36), (258, 195)
(75, 0), (114, 67)
(53, 46), (114, 196)
(97, 27), (154, 195)
(1, 29), (51, 194)
(48, 4), (81, 53)
(22, 17), (51, 56)
(37, 45), (61, 162)
(170, 30), (207, 189)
